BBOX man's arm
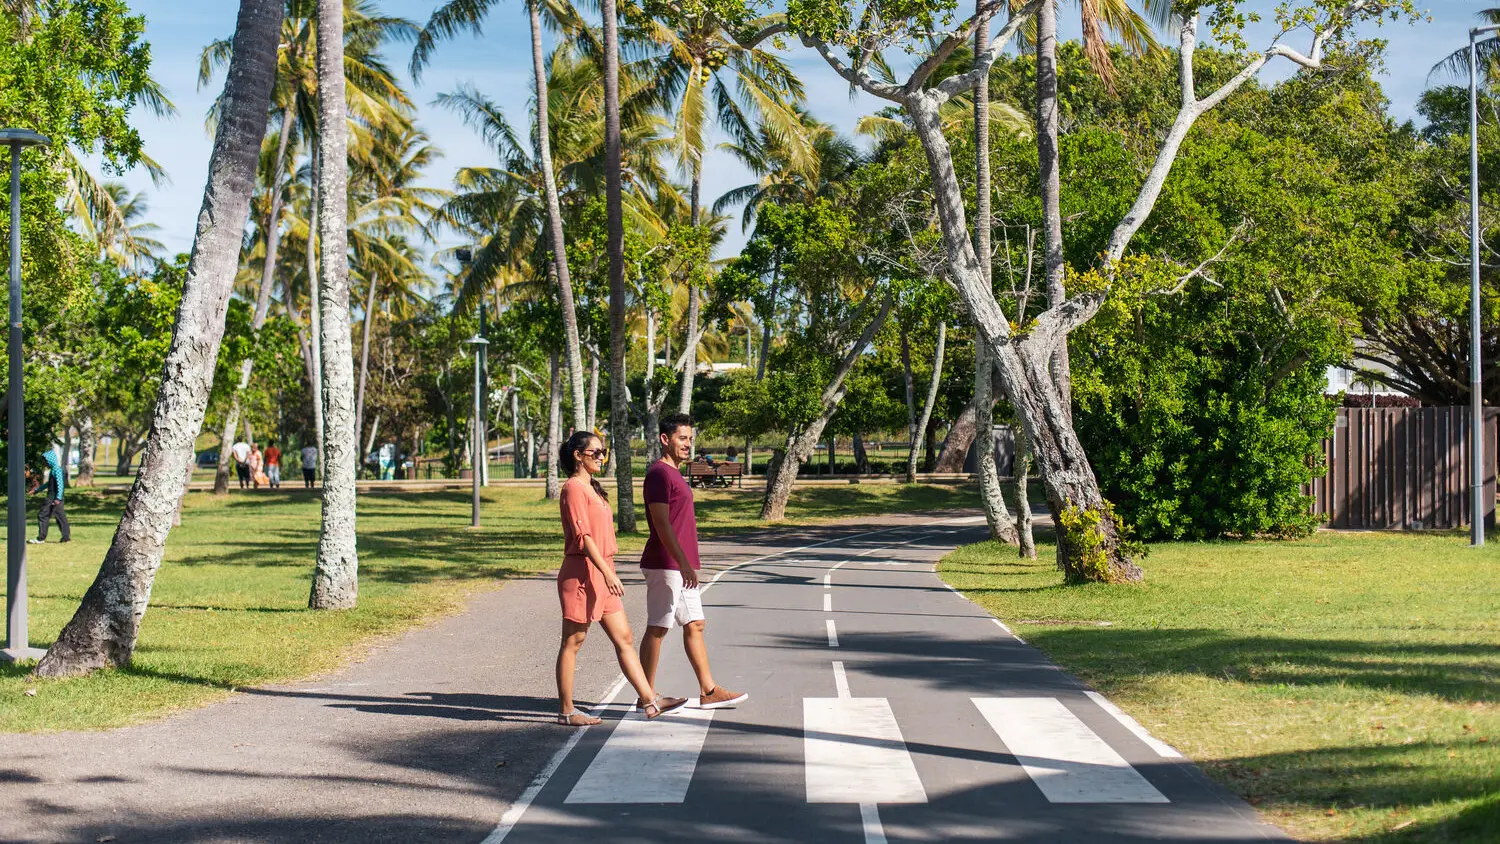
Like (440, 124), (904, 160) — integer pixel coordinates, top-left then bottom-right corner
(647, 502), (699, 588)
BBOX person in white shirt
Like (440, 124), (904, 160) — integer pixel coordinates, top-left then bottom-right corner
(231, 440), (252, 489)
(301, 443), (318, 488)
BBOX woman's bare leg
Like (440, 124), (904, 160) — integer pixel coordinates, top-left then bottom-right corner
(599, 611), (658, 703)
(556, 620), (590, 714)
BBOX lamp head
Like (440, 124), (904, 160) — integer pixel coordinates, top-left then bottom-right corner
(0, 129), (50, 148)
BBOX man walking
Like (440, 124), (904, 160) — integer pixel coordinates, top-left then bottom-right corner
(265, 439), (282, 488)
(300, 440), (318, 488)
(231, 438), (252, 489)
(638, 413), (748, 709)
(28, 446), (70, 544)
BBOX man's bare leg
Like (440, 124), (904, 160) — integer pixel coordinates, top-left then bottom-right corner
(682, 620), (717, 696)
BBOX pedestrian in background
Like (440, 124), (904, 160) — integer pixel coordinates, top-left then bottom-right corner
(28, 446), (70, 544)
(264, 439), (282, 488)
(248, 442), (265, 488)
(301, 441), (318, 488)
(231, 439), (252, 489)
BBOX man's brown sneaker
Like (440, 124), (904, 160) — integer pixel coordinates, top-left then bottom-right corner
(697, 686), (748, 709)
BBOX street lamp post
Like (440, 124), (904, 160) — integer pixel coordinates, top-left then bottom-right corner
(466, 334), (489, 528)
(1, 128), (50, 665)
(1469, 27), (1498, 547)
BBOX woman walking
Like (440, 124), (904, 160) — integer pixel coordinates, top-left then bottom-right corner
(556, 431), (687, 726)
(247, 443), (265, 489)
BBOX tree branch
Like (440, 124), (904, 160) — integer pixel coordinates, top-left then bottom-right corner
(931, 0), (1044, 101)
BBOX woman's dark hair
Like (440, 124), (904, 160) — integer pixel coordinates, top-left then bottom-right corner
(559, 430), (609, 500)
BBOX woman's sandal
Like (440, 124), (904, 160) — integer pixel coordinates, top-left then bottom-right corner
(557, 710), (602, 727)
(643, 696), (689, 720)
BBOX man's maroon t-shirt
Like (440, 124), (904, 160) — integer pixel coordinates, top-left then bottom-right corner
(640, 460), (700, 571)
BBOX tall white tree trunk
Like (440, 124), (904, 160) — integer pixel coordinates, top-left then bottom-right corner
(1014, 423), (1037, 559)
(761, 297), (892, 520)
(307, 158), (324, 461)
(586, 344), (599, 432)
(546, 351), (561, 499)
(309, 0), (359, 610)
(76, 416), (96, 487)
(1035, 0), (1070, 409)
(678, 161), (703, 415)
(354, 276), (377, 453)
(530, 0), (588, 432)
(906, 321), (946, 483)
(36, 0), (285, 677)
(975, 337), (1018, 544)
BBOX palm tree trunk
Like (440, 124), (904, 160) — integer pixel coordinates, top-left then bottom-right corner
(602, 0), (635, 532)
(546, 351), (561, 499)
(307, 156), (324, 459)
(354, 276), (377, 450)
(309, 0), (358, 610)
(678, 157), (703, 415)
(1036, 0), (1070, 410)
(35, 0), (284, 678)
(900, 322), (917, 442)
(530, 0), (587, 431)
(586, 344), (599, 431)
(905, 321), (946, 483)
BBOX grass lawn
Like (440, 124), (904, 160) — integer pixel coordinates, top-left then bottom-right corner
(2, 480), (975, 733)
(940, 531), (1500, 843)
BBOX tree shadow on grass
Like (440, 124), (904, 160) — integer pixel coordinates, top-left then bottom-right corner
(1023, 627), (1500, 704)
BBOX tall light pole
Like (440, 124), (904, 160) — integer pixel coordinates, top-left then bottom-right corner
(1469, 27), (1498, 546)
(2, 128), (50, 664)
(466, 334), (489, 528)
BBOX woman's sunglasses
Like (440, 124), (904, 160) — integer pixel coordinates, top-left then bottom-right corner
(580, 448), (610, 460)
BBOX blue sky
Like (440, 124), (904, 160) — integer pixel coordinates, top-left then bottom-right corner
(109, 1), (1483, 262)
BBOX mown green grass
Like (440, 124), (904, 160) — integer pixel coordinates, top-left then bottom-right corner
(2, 480), (975, 732)
(940, 531), (1500, 843)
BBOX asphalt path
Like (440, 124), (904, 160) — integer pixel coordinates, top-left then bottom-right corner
(0, 512), (1287, 843)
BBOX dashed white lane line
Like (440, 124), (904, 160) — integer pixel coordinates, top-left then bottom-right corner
(832, 661), (851, 699)
(973, 697), (1169, 804)
(823, 593), (832, 612)
(823, 573), (832, 588)
(826, 619), (840, 648)
(1085, 691), (1183, 758)
(804, 698), (928, 804)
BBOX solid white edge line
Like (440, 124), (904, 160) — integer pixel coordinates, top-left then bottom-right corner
(832, 660), (851, 698)
(1084, 690), (1184, 758)
(860, 802), (887, 844)
(481, 673), (630, 844)
(992, 618), (1013, 635)
(483, 519), (950, 841)
(826, 619), (840, 648)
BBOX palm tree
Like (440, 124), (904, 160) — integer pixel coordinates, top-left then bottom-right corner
(1431, 8), (1500, 85)
(36, 0), (286, 677)
(309, 0), (360, 610)
(413, 0), (593, 431)
(67, 180), (168, 270)
(644, 11), (808, 413)
(715, 109), (860, 231)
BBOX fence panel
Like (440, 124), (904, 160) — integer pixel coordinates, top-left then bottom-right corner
(1308, 407), (1497, 530)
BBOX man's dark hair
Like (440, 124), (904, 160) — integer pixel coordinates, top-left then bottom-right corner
(268, 439), (276, 447)
(659, 413), (694, 438)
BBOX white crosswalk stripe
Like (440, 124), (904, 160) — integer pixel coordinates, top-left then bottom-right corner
(564, 705), (715, 804)
(804, 698), (928, 804)
(972, 697), (1169, 804)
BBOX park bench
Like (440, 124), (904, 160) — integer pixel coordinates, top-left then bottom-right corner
(684, 461), (744, 488)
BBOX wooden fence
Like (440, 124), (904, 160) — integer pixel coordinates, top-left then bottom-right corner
(1309, 407), (1498, 530)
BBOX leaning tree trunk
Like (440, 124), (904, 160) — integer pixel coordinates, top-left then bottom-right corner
(601, 0), (635, 532)
(1035, 0), (1070, 409)
(531, 0), (587, 431)
(906, 322), (946, 483)
(905, 90), (1139, 582)
(354, 277), (377, 453)
(546, 351), (562, 500)
(35, 0), (284, 678)
(1014, 422), (1037, 559)
(309, 0), (359, 610)
(762, 297), (892, 520)
(934, 399), (977, 472)
(975, 337), (1018, 544)
(76, 416), (96, 487)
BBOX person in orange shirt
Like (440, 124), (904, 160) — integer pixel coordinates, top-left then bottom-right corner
(264, 439), (282, 488)
(555, 430), (688, 726)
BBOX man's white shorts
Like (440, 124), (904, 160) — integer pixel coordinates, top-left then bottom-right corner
(644, 568), (706, 629)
